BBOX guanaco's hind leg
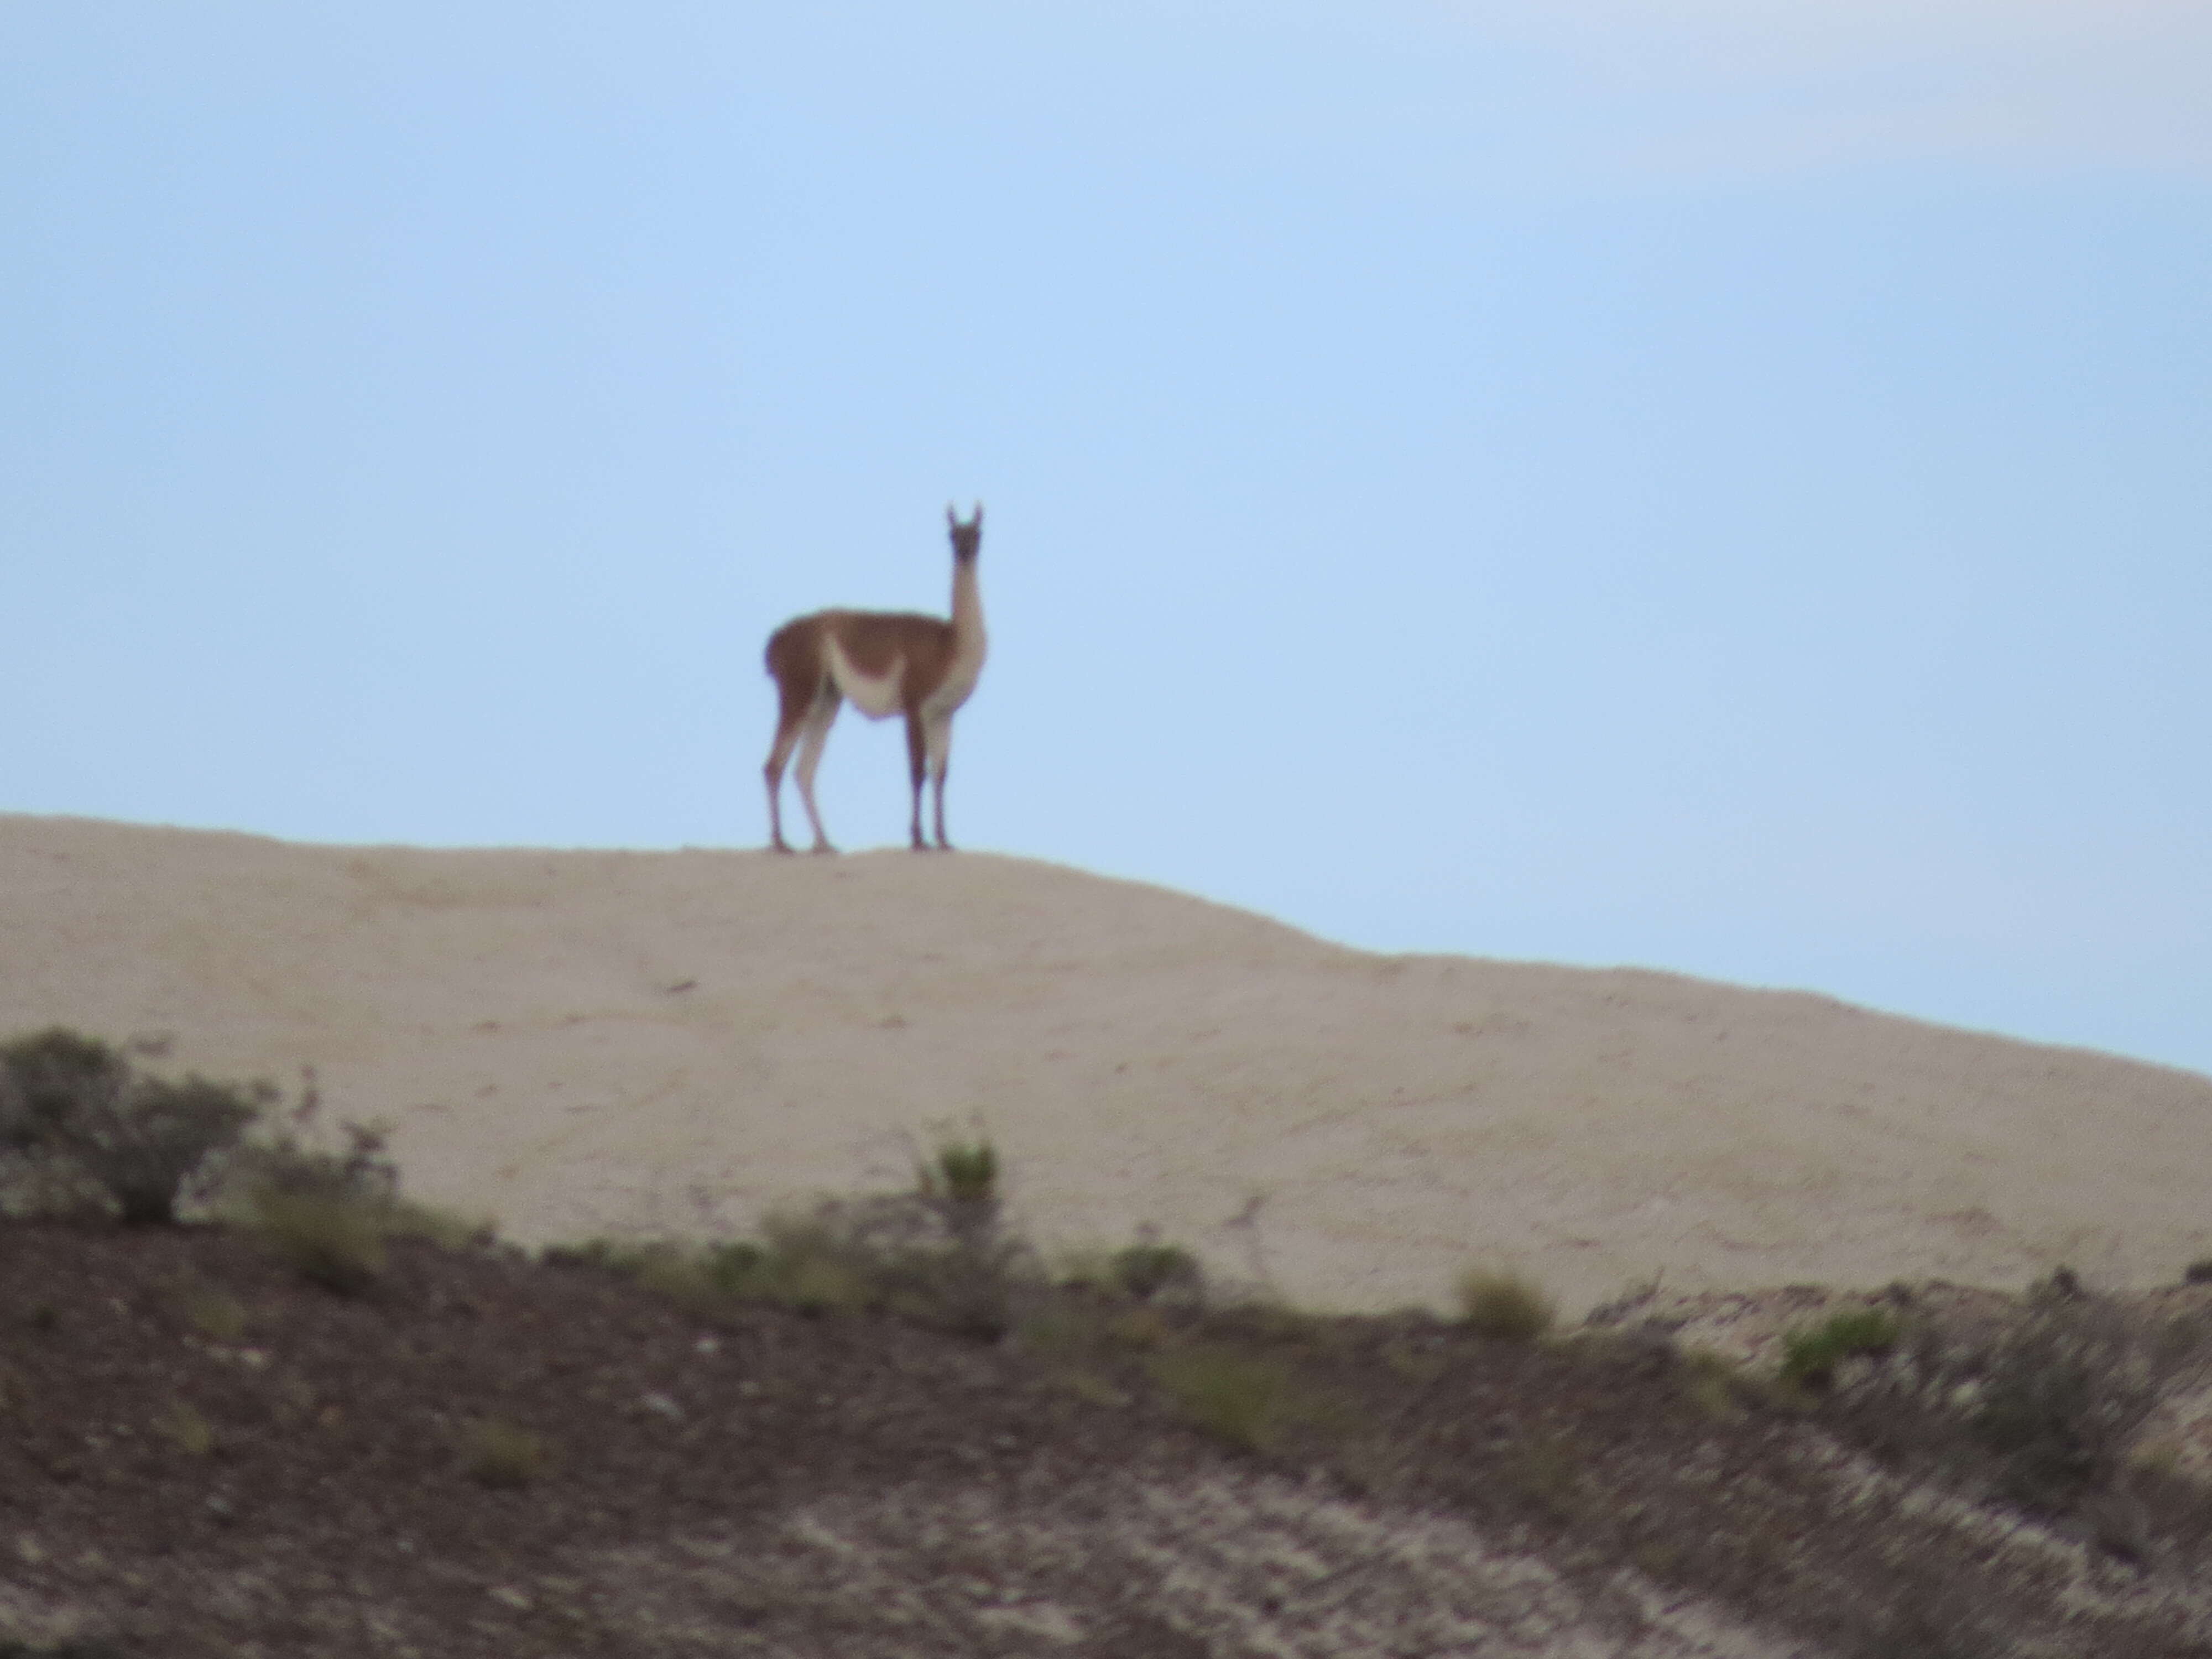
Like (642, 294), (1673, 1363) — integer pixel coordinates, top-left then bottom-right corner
(764, 710), (805, 854)
(763, 642), (817, 853)
(791, 687), (842, 853)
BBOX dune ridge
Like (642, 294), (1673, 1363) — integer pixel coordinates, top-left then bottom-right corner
(4, 812), (2207, 1313)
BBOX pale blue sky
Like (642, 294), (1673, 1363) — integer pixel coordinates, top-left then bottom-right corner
(4, 4), (2208, 1076)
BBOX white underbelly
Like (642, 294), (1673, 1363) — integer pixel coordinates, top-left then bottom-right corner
(823, 637), (906, 719)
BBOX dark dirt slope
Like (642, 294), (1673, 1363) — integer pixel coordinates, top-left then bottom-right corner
(6, 1222), (2212, 1658)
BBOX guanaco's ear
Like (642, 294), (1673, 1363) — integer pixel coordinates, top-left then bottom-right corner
(971, 503), (983, 528)
(946, 503), (958, 529)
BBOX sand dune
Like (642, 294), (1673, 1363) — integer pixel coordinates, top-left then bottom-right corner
(4, 813), (2208, 1313)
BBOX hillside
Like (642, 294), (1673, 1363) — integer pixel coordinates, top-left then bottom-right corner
(4, 813), (2210, 1312)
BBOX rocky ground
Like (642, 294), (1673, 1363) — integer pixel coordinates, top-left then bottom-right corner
(5, 1215), (2212, 1658)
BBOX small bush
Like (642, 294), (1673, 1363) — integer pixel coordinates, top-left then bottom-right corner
(463, 1418), (551, 1488)
(776, 1161), (1030, 1334)
(1149, 1346), (1302, 1453)
(2184, 1258), (2212, 1287)
(1455, 1267), (1556, 1340)
(1110, 1237), (1204, 1303)
(915, 1133), (1004, 1265)
(1778, 1306), (1900, 1390)
(924, 1137), (999, 1206)
(252, 1190), (388, 1295)
(230, 1092), (439, 1293)
(1974, 1297), (2156, 1512)
(0, 1027), (267, 1224)
(233, 1107), (400, 1209)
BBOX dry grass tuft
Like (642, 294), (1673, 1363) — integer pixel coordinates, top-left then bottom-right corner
(1148, 1346), (1305, 1453)
(251, 1190), (388, 1295)
(155, 1400), (216, 1456)
(1679, 1346), (1749, 1421)
(174, 1279), (249, 1342)
(1454, 1267), (1556, 1340)
(464, 1417), (551, 1489)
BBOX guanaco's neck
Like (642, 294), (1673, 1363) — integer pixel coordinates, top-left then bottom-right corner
(950, 557), (986, 658)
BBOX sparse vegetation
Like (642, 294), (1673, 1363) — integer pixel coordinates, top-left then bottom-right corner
(251, 1186), (389, 1294)
(548, 1138), (1031, 1337)
(1971, 1288), (2159, 1512)
(1778, 1305), (1900, 1390)
(1454, 1266), (1556, 1340)
(1109, 1234), (1204, 1303)
(0, 1027), (266, 1224)
(230, 1089), (486, 1291)
(6, 1065), (2212, 1659)
(1501, 1428), (1586, 1520)
(1147, 1345), (1304, 1453)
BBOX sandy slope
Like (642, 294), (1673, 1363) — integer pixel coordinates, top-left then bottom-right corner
(3, 814), (2208, 1313)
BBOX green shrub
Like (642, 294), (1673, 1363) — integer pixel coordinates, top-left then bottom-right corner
(1110, 1238), (1204, 1303)
(1455, 1267), (1556, 1340)
(1778, 1306), (1900, 1390)
(0, 1027), (267, 1224)
(924, 1137), (999, 1206)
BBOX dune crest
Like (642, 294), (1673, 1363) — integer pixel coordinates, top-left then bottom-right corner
(5, 813), (2208, 1312)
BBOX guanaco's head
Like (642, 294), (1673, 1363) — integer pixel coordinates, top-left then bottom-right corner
(945, 503), (983, 565)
